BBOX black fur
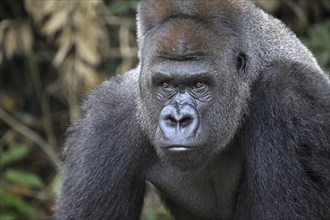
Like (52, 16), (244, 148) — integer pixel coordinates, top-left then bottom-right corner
(55, 1), (330, 219)
(236, 61), (330, 219)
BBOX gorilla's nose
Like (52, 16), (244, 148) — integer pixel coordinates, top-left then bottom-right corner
(167, 113), (193, 128)
(159, 104), (199, 138)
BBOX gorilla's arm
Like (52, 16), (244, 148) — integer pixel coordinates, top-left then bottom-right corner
(55, 71), (149, 220)
(237, 61), (330, 220)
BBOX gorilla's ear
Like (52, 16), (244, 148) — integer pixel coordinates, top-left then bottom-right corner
(236, 52), (247, 74)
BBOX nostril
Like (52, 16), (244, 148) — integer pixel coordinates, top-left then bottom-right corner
(165, 116), (177, 127)
(159, 104), (199, 133)
(179, 116), (193, 127)
(165, 115), (193, 128)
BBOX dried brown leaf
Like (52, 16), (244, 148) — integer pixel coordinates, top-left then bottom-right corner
(75, 34), (100, 66)
(0, 21), (9, 43)
(75, 61), (98, 87)
(24, 0), (47, 22)
(53, 28), (72, 67)
(42, 0), (58, 15)
(4, 27), (17, 58)
(43, 10), (68, 35)
(19, 22), (33, 54)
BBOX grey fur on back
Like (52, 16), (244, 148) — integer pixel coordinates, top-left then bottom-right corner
(242, 2), (322, 73)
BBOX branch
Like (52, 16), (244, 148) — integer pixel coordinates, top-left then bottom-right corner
(0, 107), (60, 168)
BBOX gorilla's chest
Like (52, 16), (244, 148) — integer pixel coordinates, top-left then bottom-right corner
(146, 157), (241, 220)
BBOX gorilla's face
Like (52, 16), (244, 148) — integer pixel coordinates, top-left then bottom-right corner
(138, 18), (251, 170)
(150, 60), (215, 169)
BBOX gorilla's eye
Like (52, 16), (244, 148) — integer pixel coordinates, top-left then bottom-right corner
(160, 81), (174, 90)
(193, 82), (206, 90)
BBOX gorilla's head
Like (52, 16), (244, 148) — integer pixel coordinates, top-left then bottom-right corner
(136, 0), (254, 170)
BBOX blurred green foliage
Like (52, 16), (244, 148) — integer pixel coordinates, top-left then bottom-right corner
(107, 1), (139, 15)
(1, 144), (30, 167)
(142, 206), (174, 220)
(321, 0), (330, 10)
(0, 144), (43, 220)
(302, 20), (330, 67)
(0, 188), (36, 220)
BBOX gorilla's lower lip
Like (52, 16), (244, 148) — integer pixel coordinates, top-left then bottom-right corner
(166, 146), (194, 152)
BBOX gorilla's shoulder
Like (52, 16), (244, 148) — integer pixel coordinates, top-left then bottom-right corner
(258, 60), (330, 99)
(254, 60), (330, 123)
(82, 68), (140, 114)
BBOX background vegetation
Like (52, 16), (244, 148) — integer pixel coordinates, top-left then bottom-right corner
(0, 0), (329, 219)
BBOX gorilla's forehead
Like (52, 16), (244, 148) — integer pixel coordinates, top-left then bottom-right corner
(138, 0), (243, 39)
(140, 18), (241, 67)
(151, 61), (212, 81)
(151, 19), (216, 59)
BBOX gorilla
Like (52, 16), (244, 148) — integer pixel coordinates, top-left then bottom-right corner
(55, 0), (330, 219)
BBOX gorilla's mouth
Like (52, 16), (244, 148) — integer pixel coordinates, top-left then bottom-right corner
(159, 143), (210, 170)
(165, 145), (195, 152)
(158, 138), (204, 152)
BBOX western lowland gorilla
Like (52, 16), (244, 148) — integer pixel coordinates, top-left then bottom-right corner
(55, 0), (330, 219)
